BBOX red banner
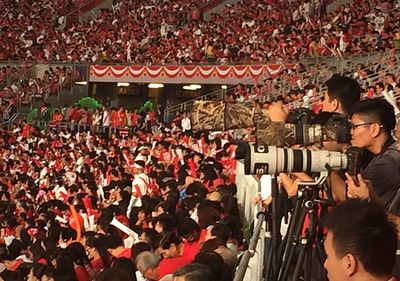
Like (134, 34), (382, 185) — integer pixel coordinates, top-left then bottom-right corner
(90, 64), (290, 80)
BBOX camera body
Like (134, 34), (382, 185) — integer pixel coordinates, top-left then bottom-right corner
(256, 110), (352, 147)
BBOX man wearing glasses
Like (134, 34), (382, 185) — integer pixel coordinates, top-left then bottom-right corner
(349, 98), (400, 204)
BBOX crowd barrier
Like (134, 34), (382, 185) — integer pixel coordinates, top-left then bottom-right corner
(234, 161), (267, 281)
(30, 120), (140, 138)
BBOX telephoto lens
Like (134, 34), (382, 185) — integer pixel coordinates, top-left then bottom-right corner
(236, 143), (349, 175)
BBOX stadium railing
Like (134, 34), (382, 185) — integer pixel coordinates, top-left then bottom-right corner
(28, 120), (135, 138)
(165, 51), (393, 118)
(234, 161), (266, 281)
(0, 113), (20, 129)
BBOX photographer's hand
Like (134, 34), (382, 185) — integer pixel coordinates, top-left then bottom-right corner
(269, 102), (289, 122)
(345, 173), (371, 200)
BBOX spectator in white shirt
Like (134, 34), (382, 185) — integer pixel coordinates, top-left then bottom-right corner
(181, 112), (191, 133)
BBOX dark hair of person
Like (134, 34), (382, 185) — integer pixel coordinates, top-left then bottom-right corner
(197, 205), (220, 229)
(139, 228), (159, 251)
(200, 238), (226, 252)
(154, 213), (175, 232)
(193, 251), (232, 281)
(220, 195), (241, 223)
(96, 268), (133, 281)
(323, 199), (397, 277)
(166, 189), (180, 209)
(86, 234), (111, 268)
(14, 262), (33, 281)
(173, 263), (214, 281)
(105, 233), (124, 249)
(221, 215), (243, 246)
(131, 242), (152, 263)
(186, 182), (207, 199)
(111, 257), (137, 281)
(325, 74), (361, 114)
(60, 227), (77, 242)
(7, 239), (24, 260)
(177, 218), (201, 242)
(54, 254), (77, 280)
(159, 232), (182, 249)
(128, 206), (141, 228)
(154, 201), (171, 214)
(210, 223), (231, 244)
(375, 82), (384, 89)
(349, 98), (396, 134)
(32, 263), (51, 280)
(65, 242), (91, 267)
(29, 241), (48, 262)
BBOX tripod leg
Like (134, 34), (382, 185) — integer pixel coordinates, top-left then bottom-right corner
(291, 238), (313, 281)
(265, 231), (274, 280)
(279, 206), (307, 281)
(270, 176), (280, 275)
(304, 244), (313, 281)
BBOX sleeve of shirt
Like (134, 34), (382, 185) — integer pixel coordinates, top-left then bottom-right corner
(363, 152), (399, 202)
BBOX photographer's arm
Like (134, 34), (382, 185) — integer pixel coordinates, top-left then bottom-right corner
(329, 171), (347, 202)
(278, 173), (313, 197)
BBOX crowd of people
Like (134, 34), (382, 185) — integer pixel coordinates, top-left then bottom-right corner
(0, 65), (83, 121)
(0, 0), (400, 280)
(0, 98), (246, 281)
(0, 0), (399, 64)
(0, 68), (399, 281)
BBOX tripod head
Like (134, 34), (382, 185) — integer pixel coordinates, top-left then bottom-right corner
(296, 172), (334, 209)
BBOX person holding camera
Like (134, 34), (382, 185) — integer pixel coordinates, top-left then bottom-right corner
(347, 98), (400, 205)
(271, 75), (362, 202)
(321, 74), (361, 115)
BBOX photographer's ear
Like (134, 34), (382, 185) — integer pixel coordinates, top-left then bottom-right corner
(341, 253), (358, 277)
(322, 94), (339, 113)
(370, 123), (382, 138)
(330, 98), (340, 113)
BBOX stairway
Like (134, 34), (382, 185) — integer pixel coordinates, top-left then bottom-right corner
(326, 0), (354, 13)
(201, 0), (242, 20)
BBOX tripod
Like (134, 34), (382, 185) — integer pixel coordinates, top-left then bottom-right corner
(265, 174), (333, 281)
(281, 175), (332, 281)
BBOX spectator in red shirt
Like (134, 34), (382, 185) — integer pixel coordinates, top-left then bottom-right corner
(177, 218), (202, 262)
(22, 120), (31, 139)
(158, 232), (191, 279)
(106, 234), (132, 260)
(115, 107), (127, 128)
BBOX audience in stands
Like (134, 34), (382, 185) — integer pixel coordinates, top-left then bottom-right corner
(0, 0), (398, 64)
(0, 69), (399, 280)
(0, 101), (246, 280)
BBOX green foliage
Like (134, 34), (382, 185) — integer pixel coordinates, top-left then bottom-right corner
(27, 108), (38, 122)
(139, 100), (154, 113)
(76, 97), (102, 109)
(42, 108), (54, 122)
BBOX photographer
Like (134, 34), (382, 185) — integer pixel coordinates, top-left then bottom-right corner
(271, 74), (362, 202)
(317, 75), (365, 201)
(347, 98), (400, 204)
(321, 74), (361, 115)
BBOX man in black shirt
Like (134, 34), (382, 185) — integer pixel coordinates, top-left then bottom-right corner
(348, 98), (400, 203)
